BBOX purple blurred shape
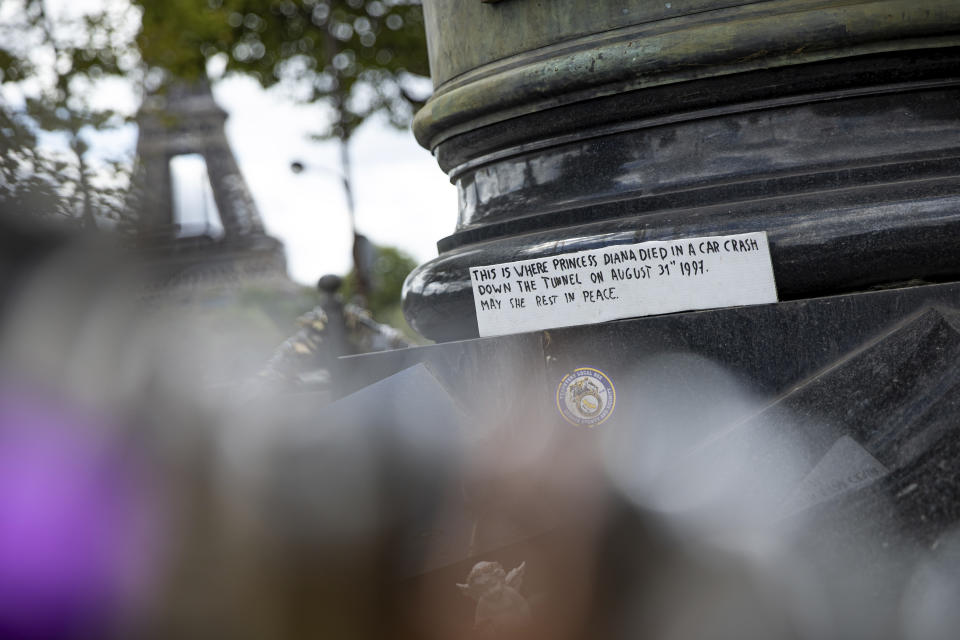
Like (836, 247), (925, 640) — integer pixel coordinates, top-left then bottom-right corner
(0, 387), (157, 640)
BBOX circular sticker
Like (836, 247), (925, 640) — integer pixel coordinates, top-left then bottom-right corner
(556, 367), (616, 426)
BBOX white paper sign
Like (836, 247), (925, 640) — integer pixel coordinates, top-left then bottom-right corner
(469, 231), (778, 337)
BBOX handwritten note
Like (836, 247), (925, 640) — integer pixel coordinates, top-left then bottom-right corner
(470, 231), (778, 337)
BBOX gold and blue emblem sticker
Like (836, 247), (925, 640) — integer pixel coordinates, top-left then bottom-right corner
(556, 367), (616, 426)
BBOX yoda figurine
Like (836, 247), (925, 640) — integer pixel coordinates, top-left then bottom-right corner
(457, 561), (531, 636)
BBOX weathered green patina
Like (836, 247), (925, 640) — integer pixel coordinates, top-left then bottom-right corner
(416, 0), (960, 149)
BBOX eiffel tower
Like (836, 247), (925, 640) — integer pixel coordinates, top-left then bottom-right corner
(130, 78), (288, 290)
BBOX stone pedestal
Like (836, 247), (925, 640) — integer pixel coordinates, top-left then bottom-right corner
(330, 282), (960, 637)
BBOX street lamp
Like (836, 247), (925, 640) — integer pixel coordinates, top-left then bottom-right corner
(290, 159), (371, 303)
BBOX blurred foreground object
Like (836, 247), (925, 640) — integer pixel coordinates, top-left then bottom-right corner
(457, 561), (531, 637)
(0, 388), (154, 640)
(6, 215), (960, 639)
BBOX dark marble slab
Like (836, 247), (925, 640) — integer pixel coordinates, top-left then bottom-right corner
(333, 282), (960, 572)
(265, 364), (471, 578)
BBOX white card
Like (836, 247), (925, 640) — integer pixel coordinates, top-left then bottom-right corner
(469, 231), (778, 337)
